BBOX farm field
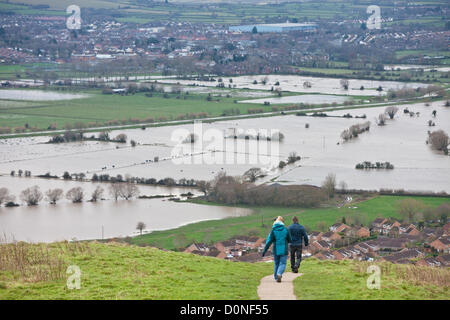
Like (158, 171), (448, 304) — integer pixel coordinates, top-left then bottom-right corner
(0, 89), (272, 130)
(3, 0), (449, 25)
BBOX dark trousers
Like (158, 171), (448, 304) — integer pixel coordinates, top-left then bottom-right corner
(290, 245), (303, 270)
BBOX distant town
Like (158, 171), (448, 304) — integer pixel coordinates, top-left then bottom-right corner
(184, 217), (450, 268)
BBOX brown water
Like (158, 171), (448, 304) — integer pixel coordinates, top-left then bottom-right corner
(0, 176), (252, 243)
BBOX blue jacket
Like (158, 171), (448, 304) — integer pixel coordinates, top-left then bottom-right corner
(262, 221), (291, 257)
(287, 223), (309, 247)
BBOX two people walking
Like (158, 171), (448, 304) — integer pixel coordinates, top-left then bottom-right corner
(262, 216), (309, 282)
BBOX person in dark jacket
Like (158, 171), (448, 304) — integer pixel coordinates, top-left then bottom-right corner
(287, 216), (309, 273)
(262, 216), (292, 282)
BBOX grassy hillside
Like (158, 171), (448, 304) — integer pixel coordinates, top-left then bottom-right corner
(294, 259), (449, 300)
(1, 242), (448, 300)
(130, 195), (450, 250)
(0, 242), (272, 300)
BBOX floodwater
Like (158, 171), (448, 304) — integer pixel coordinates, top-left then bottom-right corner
(0, 89), (89, 101)
(158, 74), (428, 97)
(0, 101), (448, 191)
(0, 176), (252, 243)
(0, 101), (449, 243)
(239, 94), (349, 105)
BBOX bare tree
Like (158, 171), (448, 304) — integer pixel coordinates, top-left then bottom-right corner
(136, 221), (146, 235)
(428, 130), (449, 154)
(243, 168), (264, 183)
(287, 152), (300, 164)
(20, 186), (43, 206)
(115, 134), (127, 143)
(340, 79), (349, 90)
(119, 182), (140, 200)
(316, 221), (328, 232)
(109, 183), (122, 201)
(385, 106), (398, 119)
(339, 181), (348, 193)
(197, 180), (211, 196)
(66, 187), (84, 203)
(0, 188), (15, 205)
(91, 186), (104, 202)
(322, 173), (337, 198)
(397, 199), (425, 223)
(376, 113), (387, 126)
(45, 188), (64, 204)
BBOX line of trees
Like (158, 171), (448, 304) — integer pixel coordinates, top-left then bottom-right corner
(0, 183), (141, 207)
(49, 131), (128, 144)
(200, 172), (328, 207)
(341, 121), (371, 141)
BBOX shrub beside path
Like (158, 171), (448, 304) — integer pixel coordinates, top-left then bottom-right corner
(257, 272), (303, 300)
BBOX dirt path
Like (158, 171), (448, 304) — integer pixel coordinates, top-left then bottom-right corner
(257, 272), (303, 300)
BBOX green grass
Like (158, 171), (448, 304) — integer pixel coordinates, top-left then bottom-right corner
(130, 195), (450, 250)
(1, 242), (447, 300)
(4, 0), (448, 25)
(294, 259), (449, 300)
(0, 242), (273, 300)
(0, 89), (274, 130)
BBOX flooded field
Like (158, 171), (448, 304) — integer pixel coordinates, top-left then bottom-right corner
(0, 176), (252, 243)
(1, 100), (449, 242)
(0, 101), (448, 190)
(158, 74), (428, 97)
(0, 89), (90, 101)
(239, 94), (349, 105)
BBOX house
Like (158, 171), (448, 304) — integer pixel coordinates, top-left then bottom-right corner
(436, 254), (450, 267)
(346, 227), (370, 238)
(337, 248), (354, 259)
(399, 223), (415, 234)
(309, 231), (322, 241)
(321, 231), (341, 242)
(184, 243), (210, 253)
(405, 226), (420, 236)
(430, 237), (450, 253)
(416, 257), (442, 267)
(234, 236), (262, 249)
(329, 223), (348, 233)
(371, 218), (387, 228)
(371, 218), (388, 234)
(355, 242), (372, 254)
(372, 237), (407, 251)
(312, 240), (331, 251)
(346, 246), (361, 257)
(383, 220), (401, 234)
(382, 248), (424, 263)
(356, 227), (370, 238)
(422, 227), (438, 239)
(443, 223), (450, 236)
